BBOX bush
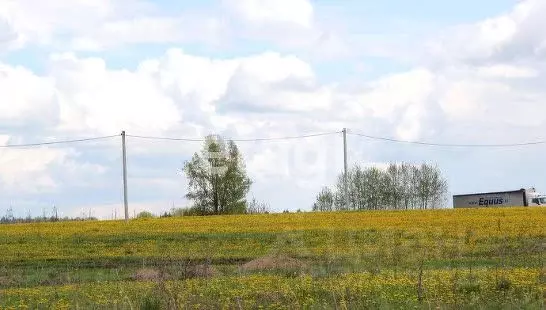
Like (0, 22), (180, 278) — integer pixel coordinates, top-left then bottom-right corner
(168, 207), (208, 217)
(136, 211), (155, 219)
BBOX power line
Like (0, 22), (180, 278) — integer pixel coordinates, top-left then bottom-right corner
(124, 135), (203, 142)
(126, 131), (341, 142)
(348, 131), (546, 148)
(2, 129), (542, 148)
(234, 131), (341, 141)
(0, 135), (119, 149)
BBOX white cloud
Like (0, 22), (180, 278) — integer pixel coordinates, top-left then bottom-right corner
(0, 62), (55, 124)
(219, 52), (334, 112)
(223, 0), (314, 28)
(427, 0), (546, 63)
(81, 17), (184, 47)
(396, 103), (428, 142)
(49, 52), (181, 136)
(0, 15), (19, 50)
(0, 0), (226, 51)
(245, 135), (342, 187)
(0, 134), (111, 195)
(476, 64), (538, 79)
(439, 68), (546, 127)
(439, 79), (489, 121)
(354, 69), (435, 120)
(148, 49), (240, 116)
(0, 0), (332, 58)
(69, 15), (228, 51)
(0, 135), (65, 193)
(345, 68), (437, 141)
(0, 0), (112, 48)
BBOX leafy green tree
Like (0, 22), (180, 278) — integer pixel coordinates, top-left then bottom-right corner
(183, 135), (252, 215)
(314, 162), (448, 211)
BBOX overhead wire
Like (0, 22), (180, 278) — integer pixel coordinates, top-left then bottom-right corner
(126, 131), (342, 142)
(0, 135), (120, 149)
(348, 131), (546, 148)
(1, 129), (545, 148)
(0, 132), (341, 149)
(124, 135), (203, 142)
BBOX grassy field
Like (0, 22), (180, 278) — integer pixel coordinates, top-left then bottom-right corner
(0, 207), (544, 309)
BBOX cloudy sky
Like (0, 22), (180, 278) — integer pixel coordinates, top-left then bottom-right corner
(1, 0), (546, 219)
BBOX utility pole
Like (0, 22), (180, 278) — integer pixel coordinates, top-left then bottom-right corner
(343, 128), (348, 178)
(342, 128), (349, 210)
(122, 131), (129, 222)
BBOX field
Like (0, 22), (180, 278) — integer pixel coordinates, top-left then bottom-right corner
(0, 207), (544, 309)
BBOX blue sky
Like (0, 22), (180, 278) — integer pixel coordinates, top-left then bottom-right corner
(1, 0), (546, 219)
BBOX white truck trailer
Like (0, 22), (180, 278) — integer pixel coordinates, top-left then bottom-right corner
(453, 187), (546, 208)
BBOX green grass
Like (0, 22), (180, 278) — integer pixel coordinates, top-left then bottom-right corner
(0, 208), (544, 308)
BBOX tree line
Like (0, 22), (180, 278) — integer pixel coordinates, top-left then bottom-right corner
(0, 206), (98, 224)
(313, 163), (448, 211)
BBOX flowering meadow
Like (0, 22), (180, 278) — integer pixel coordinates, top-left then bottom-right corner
(0, 207), (544, 308)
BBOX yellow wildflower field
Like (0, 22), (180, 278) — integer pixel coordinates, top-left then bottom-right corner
(0, 207), (544, 308)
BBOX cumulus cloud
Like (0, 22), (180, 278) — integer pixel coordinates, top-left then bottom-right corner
(0, 0), (340, 61)
(0, 62), (56, 125)
(223, 0), (314, 29)
(0, 0), (319, 53)
(218, 52), (334, 113)
(69, 14), (229, 51)
(0, 139), (63, 193)
(0, 0), (113, 48)
(49, 52), (181, 136)
(0, 15), (19, 51)
(0, 0), (227, 51)
(476, 64), (538, 79)
(427, 0), (546, 64)
(0, 135), (109, 195)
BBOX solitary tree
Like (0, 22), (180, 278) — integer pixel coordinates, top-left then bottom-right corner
(183, 135), (252, 215)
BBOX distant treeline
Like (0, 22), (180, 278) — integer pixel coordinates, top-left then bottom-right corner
(313, 162), (449, 211)
(0, 197), (272, 224)
(0, 207), (97, 224)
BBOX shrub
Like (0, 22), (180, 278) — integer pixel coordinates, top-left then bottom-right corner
(136, 211), (155, 219)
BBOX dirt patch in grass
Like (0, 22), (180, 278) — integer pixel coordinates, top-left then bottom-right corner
(131, 268), (163, 281)
(240, 255), (307, 272)
(0, 276), (16, 287)
(132, 264), (220, 281)
(38, 272), (71, 286)
(184, 264), (219, 278)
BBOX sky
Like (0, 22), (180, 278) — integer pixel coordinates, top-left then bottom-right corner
(1, 0), (546, 219)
